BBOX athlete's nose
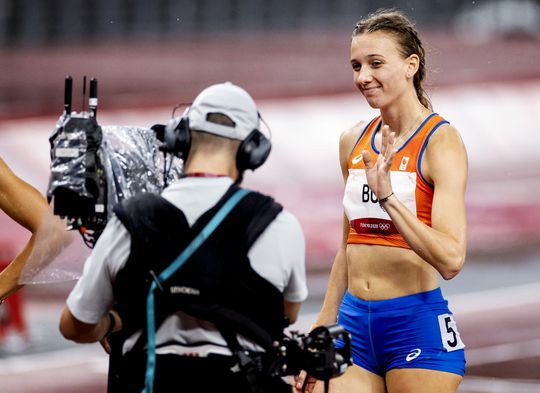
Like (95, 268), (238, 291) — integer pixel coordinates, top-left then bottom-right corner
(357, 66), (372, 84)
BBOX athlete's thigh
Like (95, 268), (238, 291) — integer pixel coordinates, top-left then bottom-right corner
(386, 368), (461, 393)
(313, 364), (386, 393)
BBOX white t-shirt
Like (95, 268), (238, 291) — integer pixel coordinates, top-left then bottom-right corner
(67, 176), (308, 355)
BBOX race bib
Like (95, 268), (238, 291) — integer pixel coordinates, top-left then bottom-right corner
(437, 313), (466, 351)
(343, 169), (417, 235)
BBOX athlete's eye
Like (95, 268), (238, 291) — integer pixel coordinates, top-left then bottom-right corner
(371, 60), (383, 67)
(351, 62), (361, 71)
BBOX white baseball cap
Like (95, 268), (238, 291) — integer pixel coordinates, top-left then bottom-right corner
(188, 82), (259, 141)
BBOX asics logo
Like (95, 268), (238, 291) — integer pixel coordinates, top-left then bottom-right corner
(406, 348), (422, 362)
(352, 154), (364, 165)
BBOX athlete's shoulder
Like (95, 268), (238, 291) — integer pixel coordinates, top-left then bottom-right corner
(340, 120), (367, 144)
(339, 120), (370, 162)
(426, 121), (466, 153)
(423, 120), (468, 181)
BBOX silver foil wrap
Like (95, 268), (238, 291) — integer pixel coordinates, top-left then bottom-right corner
(20, 119), (182, 284)
(101, 124), (183, 217)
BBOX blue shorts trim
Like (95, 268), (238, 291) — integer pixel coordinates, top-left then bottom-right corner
(337, 288), (466, 377)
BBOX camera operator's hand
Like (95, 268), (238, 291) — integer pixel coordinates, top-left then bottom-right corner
(294, 371), (318, 393)
(100, 336), (113, 354)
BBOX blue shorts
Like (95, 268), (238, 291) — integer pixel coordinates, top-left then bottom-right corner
(337, 288), (466, 377)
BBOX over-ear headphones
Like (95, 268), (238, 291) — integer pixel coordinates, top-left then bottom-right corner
(163, 115), (191, 160)
(162, 112), (271, 171)
(236, 127), (272, 171)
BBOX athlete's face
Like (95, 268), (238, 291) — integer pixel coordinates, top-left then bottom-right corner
(350, 31), (417, 109)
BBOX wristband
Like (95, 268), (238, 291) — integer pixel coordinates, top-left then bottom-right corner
(379, 192), (394, 212)
(378, 192), (394, 205)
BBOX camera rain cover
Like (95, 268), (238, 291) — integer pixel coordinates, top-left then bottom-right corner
(20, 117), (182, 284)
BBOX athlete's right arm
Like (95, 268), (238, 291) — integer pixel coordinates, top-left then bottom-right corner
(315, 214), (349, 327)
(314, 124), (362, 327)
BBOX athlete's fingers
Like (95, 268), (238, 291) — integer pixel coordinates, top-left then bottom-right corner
(385, 143), (397, 168)
(384, 125), (396, 155)
(380, 125), (390, 156)
(388, 131), (395, 150)
(385, 131), (396, 161)
(295, 370), (307, 389)
(361, 150), (373, 169)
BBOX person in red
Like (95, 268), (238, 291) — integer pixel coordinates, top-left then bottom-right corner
(0, 242), (27, 344)
(298, 8), (468, 393)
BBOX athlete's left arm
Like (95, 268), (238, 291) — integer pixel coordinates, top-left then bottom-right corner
(382, 124), (468, 279)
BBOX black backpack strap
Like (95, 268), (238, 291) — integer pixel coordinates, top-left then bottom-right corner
(244, 196), (283, 249)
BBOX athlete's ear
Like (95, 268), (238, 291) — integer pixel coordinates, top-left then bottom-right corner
(405, 54), (419, 79)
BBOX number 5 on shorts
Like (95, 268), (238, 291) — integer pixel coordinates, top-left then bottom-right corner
(437, 313), (465, 352)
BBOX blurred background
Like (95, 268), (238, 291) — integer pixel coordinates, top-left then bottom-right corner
(0, 0), (539, 392)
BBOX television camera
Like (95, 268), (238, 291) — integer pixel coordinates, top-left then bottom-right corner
(47, 76), (182, 247)
(273, 324), (352, 392)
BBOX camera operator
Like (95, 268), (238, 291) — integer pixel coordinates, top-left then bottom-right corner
(59, 82), (308, 393)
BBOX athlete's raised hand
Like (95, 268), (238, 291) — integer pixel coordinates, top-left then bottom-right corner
(362, 125), (396, 199)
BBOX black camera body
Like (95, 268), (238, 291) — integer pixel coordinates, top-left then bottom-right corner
(48, 77), (108, 247)
(273, 324), (352, 381)
(50, 116), (106, 222)
(49, 115), (108, 226)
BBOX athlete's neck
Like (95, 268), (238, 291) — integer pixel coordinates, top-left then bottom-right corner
(379, 95), (429, 137)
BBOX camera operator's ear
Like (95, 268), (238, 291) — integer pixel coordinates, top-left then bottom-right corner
(162, 117), (191, 160)
(151, 124), (166, 143)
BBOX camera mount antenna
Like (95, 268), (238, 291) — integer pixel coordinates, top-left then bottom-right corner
(89, 78), (98, 117)
(82, 75), (87, 113)
(64, 75), (72, 116)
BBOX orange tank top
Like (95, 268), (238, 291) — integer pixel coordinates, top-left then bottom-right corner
(343, 113), (449, 249)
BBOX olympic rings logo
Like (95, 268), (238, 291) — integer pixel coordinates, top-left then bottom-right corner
(379, 223), (390, 231)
